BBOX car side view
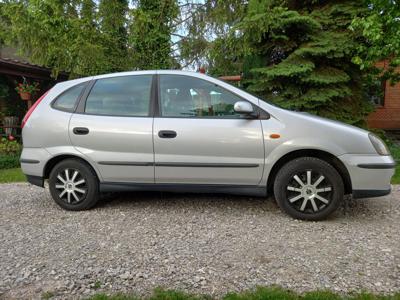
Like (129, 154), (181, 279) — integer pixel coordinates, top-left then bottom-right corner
(20, 70), (395, 220)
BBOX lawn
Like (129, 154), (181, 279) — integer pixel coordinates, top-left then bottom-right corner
(85, 287), (400, 300)
(389, 144), (400, 184)
(0, 168), (26, 183)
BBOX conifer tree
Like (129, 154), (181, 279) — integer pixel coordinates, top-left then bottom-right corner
(237, 0), (371, 125)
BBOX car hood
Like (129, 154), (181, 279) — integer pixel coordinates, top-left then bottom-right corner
(259, 102), (377, 155)
(293, 111), (370, 134)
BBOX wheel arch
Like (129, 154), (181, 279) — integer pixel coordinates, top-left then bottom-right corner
(43, 154), (100, 181)
(267, 149), (352, 195)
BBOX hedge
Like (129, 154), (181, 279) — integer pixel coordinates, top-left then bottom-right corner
(0, 154), (20, 169)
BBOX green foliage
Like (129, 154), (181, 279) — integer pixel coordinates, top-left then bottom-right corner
(0, 0), (110, 77)
(222, 0), (373, 125)
(0, 0), (179, 77)
(93, 281), (102, 290)
(0, 155), (20, 170)
(85, 287), (400, 300)
(15, 81), (39, 94)
(0, 137), (21, 169)
(223, 286), (298, 300)
(130, 0), (179, 69)
(0, 137), (21, 155)
(388, 142), (400, 185)
(178, 0), (248, 72)
(351, 0), (400, 83)
(41, 291), (55, 300)
(0, 0), (398, 128)
(98, 0), (130, 72)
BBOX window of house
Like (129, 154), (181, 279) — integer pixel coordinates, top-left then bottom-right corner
(367, 79), (386, 107)
(85, 75), (152, 116)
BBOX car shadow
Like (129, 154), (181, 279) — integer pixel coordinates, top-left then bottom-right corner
(97, 191), (276, 212)
(92, 191), (392, 220)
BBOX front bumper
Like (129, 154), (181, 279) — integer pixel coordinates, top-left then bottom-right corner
(338, 154), (395, 198)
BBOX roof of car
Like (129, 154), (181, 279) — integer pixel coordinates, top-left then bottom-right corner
(56, 70), (212, 91)
(92, 69), (207, 80)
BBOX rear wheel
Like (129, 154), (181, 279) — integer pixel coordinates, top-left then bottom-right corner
(273, 157), (344, 221)
(49, 159), (99, 210)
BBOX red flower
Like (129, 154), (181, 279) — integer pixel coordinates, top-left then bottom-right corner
(8, 135), (15, 141)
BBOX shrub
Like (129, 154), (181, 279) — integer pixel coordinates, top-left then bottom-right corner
(0, 137), (22, 155)
(0, 154), (20, 169)
(0, 138), (21, 169)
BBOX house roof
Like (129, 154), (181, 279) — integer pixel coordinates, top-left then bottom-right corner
(0, 47), (68, 80)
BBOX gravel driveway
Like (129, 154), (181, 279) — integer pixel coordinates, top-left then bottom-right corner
(1, 183), (399, 299)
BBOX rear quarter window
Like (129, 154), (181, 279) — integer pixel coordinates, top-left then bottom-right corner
(52, 82), (87, 112)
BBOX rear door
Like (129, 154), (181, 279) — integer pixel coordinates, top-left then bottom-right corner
(153, 74), (265, 185)
(69, 74), (155, 183)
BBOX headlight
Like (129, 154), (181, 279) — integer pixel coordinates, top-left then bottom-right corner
(368, 133), (390, 156)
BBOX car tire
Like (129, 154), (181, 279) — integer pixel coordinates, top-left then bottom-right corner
(49, 158), (99, 211)
(273, 157), (344, 221)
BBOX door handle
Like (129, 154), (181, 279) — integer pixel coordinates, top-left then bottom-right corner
(158, 130), (177, 139)
(73, 127), (89, 135)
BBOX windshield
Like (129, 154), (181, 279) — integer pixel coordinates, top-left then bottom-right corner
(215, 76), (282, 109)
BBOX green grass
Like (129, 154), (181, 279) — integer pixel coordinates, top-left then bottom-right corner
(86, 287), (400, 300)
(0, 168), (26, 183)
(41, 291), (55, 300)
(392, 164), (400, 184)
(389, 144), (400, 184)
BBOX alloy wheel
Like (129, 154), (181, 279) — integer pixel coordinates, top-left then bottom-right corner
(286, 170), (333, 213)
(54, 168), (87, 204)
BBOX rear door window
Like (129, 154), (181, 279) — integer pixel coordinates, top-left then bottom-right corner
(85, 75), (153, 117)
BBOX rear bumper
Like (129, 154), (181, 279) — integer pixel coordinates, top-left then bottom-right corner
(352, 188), (391, 199)
(20, 148), (51, 177)
(26, 175), (44, 188)
(338, 154), (395, 193)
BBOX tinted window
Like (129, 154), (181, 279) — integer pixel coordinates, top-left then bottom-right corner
(53, 82), (86, 112)
(85, 75), (152, 116)
(159, 75), (247, 118)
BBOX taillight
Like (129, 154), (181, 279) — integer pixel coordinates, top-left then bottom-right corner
(21, 90), (50, 128)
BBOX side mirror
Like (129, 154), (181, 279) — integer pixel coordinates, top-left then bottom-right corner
(234, 101), (257, 118)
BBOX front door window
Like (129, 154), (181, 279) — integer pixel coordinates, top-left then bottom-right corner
(159, 75), (249, 118)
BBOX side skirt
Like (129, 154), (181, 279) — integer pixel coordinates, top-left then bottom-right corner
(100, 182), (267, 197)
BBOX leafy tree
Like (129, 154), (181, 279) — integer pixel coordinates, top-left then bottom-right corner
(129, 0), (179, 69)
(177, 0), (247, 71)
(73, 0), (110, 76)
(98, 0), (130, 72)
(351, 0), (400, 83)
(0, 0), (112, 78)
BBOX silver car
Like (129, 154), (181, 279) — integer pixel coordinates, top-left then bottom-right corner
(20, 70), (395, 220)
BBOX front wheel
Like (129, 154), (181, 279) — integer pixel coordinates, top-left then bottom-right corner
(49, 159), (99, 210)
(273, 157), (344, 221)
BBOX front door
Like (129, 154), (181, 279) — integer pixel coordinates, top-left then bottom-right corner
(69, 74), (155, 183)
(154, 74), (265, 185)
